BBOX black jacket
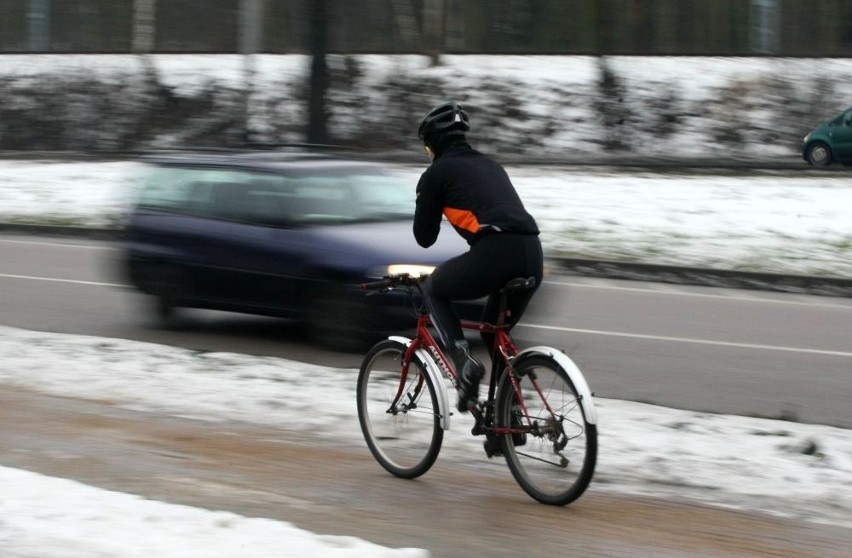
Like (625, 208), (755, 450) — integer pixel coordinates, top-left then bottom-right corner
(414, 143), (539, 247)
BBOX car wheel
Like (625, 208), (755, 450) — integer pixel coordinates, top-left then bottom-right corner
(152, 293), (185, 329)
(307, 284), (381, 352)
(806, 142), (832, 166)
(148, 264), (191, 329)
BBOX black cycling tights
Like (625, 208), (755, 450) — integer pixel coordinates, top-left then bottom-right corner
(423, 233), (543, 355)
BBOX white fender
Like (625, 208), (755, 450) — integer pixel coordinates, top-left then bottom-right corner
(514, 346), (598, 425)
(389, 336), (452, 430)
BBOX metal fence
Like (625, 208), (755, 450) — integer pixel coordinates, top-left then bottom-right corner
(2, 0), (852, 56)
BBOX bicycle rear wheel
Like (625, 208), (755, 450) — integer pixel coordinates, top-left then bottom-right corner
(357, 339), (444, 479)
(497, 355), (597, 505)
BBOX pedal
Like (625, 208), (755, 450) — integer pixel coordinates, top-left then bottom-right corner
(483, 436), (503, 458)
(470, 402), (489, 437)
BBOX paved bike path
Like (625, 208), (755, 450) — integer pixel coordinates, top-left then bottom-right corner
(2, 385), (849, 558)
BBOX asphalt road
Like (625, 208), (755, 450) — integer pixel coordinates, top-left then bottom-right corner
(2, 233), (851, 427)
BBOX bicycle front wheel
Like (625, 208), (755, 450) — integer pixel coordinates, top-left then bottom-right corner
(357, 339), (444, 479)
(497, 355), (597, 505)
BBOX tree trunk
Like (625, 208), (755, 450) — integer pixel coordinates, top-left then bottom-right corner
(306, 0), (329, 144)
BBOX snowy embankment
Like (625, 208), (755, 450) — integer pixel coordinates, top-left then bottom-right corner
(1, 159), (851, 277)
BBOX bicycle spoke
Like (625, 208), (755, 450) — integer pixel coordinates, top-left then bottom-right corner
(357, 340), (443, 479)
(513, 448), (569, 468)
(498, 355), (597, 505)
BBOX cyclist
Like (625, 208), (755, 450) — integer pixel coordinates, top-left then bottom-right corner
(414, 100), (543, 413)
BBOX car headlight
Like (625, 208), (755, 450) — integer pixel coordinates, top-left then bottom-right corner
(803, 134), (811, 143)
(370, 264), (436, 278)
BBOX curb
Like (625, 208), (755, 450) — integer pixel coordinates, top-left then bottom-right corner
(553, 258), (852, 298)
(3, 223), (851, 298)
(2, 150), (845, 173)
(0, 223), (119, 240)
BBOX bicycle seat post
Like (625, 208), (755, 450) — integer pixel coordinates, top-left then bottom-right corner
(495, 276), (534, 329)
(495, 291), (510, 328)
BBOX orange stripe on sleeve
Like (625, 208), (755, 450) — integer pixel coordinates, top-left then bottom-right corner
(443, 207), (481, 234)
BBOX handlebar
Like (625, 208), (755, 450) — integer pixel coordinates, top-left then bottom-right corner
(360, 273), (426, 292)
(360, 279), (390, 291)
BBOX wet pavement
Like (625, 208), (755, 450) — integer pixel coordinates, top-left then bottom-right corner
(3, 385), (851, 557)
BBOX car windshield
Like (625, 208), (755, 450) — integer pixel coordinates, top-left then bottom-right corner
(827, 107), (852, 125)
(136, 164), (416, 226)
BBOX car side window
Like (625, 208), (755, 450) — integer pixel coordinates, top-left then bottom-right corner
(136, 165), (294, 227)
(206, 172), (296, 227)
(285, 172), (413, 223)
(137, 166), (200, 212)
(135, 164), (412, 225)
(293, 178), (352, 221)
(239, 174), (297, 227)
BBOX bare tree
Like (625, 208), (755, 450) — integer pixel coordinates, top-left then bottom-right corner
(27, 0), (51, 51)
(389, 0), (419, 50)
(239, 0), (264, 142)
(306, 0), (329, 144)
(422, 0), (443, 62)
(132, 0), (159, 91)
(132, 0), (156, 53)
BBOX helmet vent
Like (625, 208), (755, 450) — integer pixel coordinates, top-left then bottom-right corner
(418, 101), (470, 141)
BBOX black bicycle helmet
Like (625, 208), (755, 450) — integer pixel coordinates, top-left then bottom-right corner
(418, 101), (470, 143)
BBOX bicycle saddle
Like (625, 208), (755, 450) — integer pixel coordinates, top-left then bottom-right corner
(501, 276), (537, 293)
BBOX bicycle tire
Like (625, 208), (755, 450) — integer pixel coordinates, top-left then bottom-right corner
(497, 354), (597, 505)
(357, 339), (444, 479)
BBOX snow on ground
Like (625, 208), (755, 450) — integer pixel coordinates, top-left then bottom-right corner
(0, 464), (426, 558)
(0, 324), (851, 558)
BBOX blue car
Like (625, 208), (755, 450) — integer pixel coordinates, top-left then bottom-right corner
(120, 150), (475, 350)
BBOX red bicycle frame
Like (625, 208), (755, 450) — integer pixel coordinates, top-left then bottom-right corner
(399, 310), (534, 437)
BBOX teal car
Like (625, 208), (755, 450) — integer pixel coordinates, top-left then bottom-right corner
(802, 106), (852, 166)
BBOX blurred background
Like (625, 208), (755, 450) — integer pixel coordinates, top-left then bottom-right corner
(4, 0), (852, 55)
(1, 0), (851, 156)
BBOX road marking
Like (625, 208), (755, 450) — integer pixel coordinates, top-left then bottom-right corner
(547, 279), (852, 309)
(0, 273), (124, 288)
(3, 265), (850, 356)
(3, 237), (849, 308)
(0, 238), (111, 250)
(519, 323), (852, 358)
